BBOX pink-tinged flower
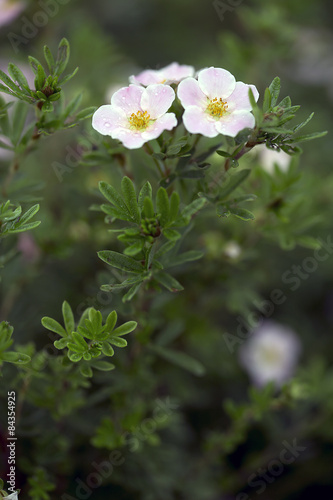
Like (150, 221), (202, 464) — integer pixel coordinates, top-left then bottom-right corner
(177, 67), (259, 138)
(0, 0), (25, 28)
(92, 84), (177, 149)
(129, 62), (195, 86)
(239, 322), (301, 388)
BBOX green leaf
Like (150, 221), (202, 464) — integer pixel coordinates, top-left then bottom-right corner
(99, 181), (130, 216)
(262, 87), (271, 113)
(122, 282), (142, 302)
(156, 187), (170, 226)
(149, 344), (205, 376)
(121, 176), (140, 223)
(98, 250), (144, 273)
(105, 310), (117, 332)
(163, 228), (181, 241)
(292, 131), (327, 143)
(8, 63), (30, 93)
(269, 76), (281, 107)
(55, 38), (70, 76)
(143, 197), (155, 218)
(80, 364), (93, 377)
(11, 101), (28, 146)
(0, 69), (21, 94)
(154, 271), (184, 292)
(167, 250), (204, 267)
(62, 301), (75, 335)
(181, 198), (206, 220)
(109, 337), (127, 347)
(293, 112), (314, 133)
(138, 181), (152, 212)
(169, 191), (180, 223)
(112, 321), (137, 336)
(90, 360), (115, 371)
(54, 338), (68, 349)
(75, 105), (96, 121)
(63, 93), (83, 120)
(228, 207), (255, 221)
(101, 342), (115, 356)
(218, 169), (251, 200)
(2, 351), (31, 364)
(68, 352), (82, 362)
(41, 317), (67, 337)
(43, 46), (55, 74)
(124, 241), (144, 256)
(57, 66), (79, 86)
(72, 331), (88, 350)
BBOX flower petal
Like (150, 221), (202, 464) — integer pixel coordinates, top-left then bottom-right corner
(129, 70), (162, 86)
(198, 67), (236, 99)
(112, 129), (146, 149)
(141, 84), (175, 119)
(215, 111), (255, 137)
(182, 106), (219, 137)
(177, 77), (207, 109)
(142, 113), (177, 141)
(227, 82), (259, 112)
(111, 85), (145, 115)
(160, 62), (195, 83)
(92, 105), (127, 135)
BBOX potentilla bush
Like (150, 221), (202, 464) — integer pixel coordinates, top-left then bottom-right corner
(0, 40), (328, 499)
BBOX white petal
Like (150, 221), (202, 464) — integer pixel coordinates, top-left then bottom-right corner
(182, 106), (219, 137)
(111, 85), (145, 115)
(141, 84), (175, 119)
(177, 77), (207, 109)
(215, 111), (255, 137)
(227, 82), (259, 112)
(198, 67), (236, 99)
(92, 105), (127, 135)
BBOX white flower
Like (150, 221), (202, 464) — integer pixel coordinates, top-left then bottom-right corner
(239, 321), (301, 387)
(0, 0), (25, 28)
(3, 492), (19, 500)
(177, 66), (259, 138)
(92, 84), (177, 149)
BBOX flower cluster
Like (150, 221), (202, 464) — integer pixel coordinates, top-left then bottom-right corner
(92, 63), (259, 149)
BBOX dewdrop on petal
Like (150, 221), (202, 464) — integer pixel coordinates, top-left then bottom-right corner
(239, 321), (301, 388)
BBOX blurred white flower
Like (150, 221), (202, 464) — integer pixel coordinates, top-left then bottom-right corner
(256, 144), (291, 174)
(239, 321), (301, 387)
(224, 241), (241, 259)
(3, 492), (19, 500)
(0, 0), (25, 28)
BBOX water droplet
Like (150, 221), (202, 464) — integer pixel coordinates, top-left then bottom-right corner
(104, 122), (110, 128)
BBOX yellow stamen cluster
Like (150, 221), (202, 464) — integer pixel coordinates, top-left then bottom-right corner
(207, 97), (228, 118)
(129, 110), (151, 130)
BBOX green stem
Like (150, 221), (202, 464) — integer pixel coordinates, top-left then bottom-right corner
(143, 143), (164, 177)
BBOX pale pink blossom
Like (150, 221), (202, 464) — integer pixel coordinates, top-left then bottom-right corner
(129, 62), (194, 86)
(256, 144), (291, 174)
(0, 0), (25, 28)
(92, 84), (177, 149)
(177, 67), (259, 138)
(239, 322), (301, 387)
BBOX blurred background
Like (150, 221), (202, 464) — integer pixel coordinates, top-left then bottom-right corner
(0, 0), (333, 498)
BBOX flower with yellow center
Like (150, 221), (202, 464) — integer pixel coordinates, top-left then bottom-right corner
(92, 84), (177, 150)
(129, 110), (151, 130)
(206, 97), (228, 118)
(177, 66), (259, 138)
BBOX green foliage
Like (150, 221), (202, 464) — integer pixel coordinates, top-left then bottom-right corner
(0, 321), (31, 372)
(41, 302), (137, 376)
(27, 467), (55, 500)
(98, 177), (206, 300)
(0, 201), (41, 237)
